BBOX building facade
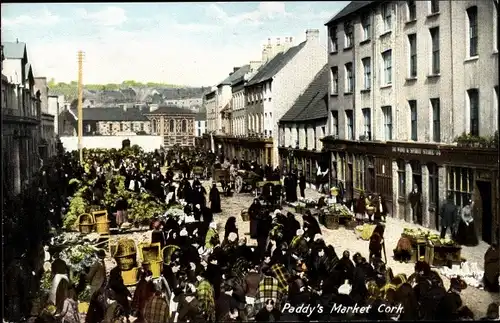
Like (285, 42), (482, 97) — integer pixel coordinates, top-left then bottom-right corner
(323, 0), (499, 243)
(278, 64), (330, 185)
(2, 41), (42, 196)
(195, 111), (207, 137)
(205, 88), (217, 133)
(35, 77), (56, 160)
(146, 105), (196, 147)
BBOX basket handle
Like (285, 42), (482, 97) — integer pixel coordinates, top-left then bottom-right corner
(78, 213), (95, 224)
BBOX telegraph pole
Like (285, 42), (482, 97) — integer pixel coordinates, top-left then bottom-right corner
(77, 50), (84, 164)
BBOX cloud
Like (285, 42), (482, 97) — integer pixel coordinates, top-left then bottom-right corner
(171, 22), (222, 33)
(76, 6), (127, 26)
(206, 2), (290, 26)
(2, 9), (60, 27)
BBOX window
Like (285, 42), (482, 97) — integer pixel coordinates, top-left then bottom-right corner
(362, 108), (371, 140)
(382, 106), (392, 140)
(428, 163), (439, 206)
(169, 119), (175, 132)
(467, 6), (478, 57)
(468, 89), (479, 136)
(407, 0), (416, 21)
(332, 111), (339, 136)
(329, 26), (338, 52)
(198, 129), (201, 137)
(448, 167), (474, 207)
(288, 127), (292, 145)
(108, 122), (113, 131)
(408, 34), (417, 77)
(295, 127), (299, 145)
(397, 160), (406, 198)
(120, 123), (123, 132)
(130, 122), (133, 131)
(182, 119), (187, 132)
(344, 21), (353, 48)
(331, 67), (338, 94)
(345, 63), (354, 93)
(382, 3), (392, 31)
(430, 0), (439, 14)
(361, 14), (371, 41)
(313, 128), (317, 149)
(304, 126), (309, 148)
(346, 110), (354, 140)
(382, 50), (392, 85)
(431, 98), (440, 142)
(362, 57), (371, 90)
(430, 27), (440, 74)
(140, 123), (144, 131)
(409, 100), (417, 141)
(354, 156), (365, 190)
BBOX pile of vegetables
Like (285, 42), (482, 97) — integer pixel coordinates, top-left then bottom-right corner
(328, 203), (353, 218)
(402, 227), (456, 246)
(59, 245), (99, 285)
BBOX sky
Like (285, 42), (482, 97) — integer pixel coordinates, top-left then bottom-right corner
(1, 2), (348, 87)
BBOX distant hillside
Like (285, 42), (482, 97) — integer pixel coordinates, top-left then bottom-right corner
(48, 79), (208, 101)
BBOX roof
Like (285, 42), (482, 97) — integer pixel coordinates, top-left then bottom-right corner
(325, 1), (374, 25)
(280, 64), (329, 123)
(195, 111), (206, 121)
(70, 107), (150, 122)
(146, 105), (196, 115)
(2, 41), (27, 59)
(246, 42), (306, 87)
(218, 65), (251, 86)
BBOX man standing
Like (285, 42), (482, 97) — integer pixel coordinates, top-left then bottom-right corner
(298, 171), (306, 198)
(439, 193), (458, 239)
(408, 184), (422, 224)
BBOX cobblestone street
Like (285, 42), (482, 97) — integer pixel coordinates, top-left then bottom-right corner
(207, 183), (499, 318)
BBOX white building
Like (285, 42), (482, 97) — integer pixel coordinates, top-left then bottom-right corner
(204, 87), (217, 133)
(195, 110), (206, 137)
(323, 0), (499, 240)
(244, 29), (327, 166)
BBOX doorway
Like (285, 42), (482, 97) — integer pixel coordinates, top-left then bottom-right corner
(477, 181), (493, 244)
(410, 161), (422, 225)
(346, 163), (354, 201)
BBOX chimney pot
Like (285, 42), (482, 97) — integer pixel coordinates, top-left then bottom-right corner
(289, 37), (293, 43)
(233, 67), (239, 73)
(16, 38), (19, 43)
(268, 38), (271, 45)
(276, 37), (280, 44)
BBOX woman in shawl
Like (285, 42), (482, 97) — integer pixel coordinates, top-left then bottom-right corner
(224, 216), (239, 241)
(55, 285), (80, 323)
(302, 212), (321, 242)
(151, 220), (166, 249)
(369, 224), (385, 264)
(85, 287), (107, 323)
(393, 236), (412, 263)
(209, 183), (222, 213)
(355, 193), (366, 224)
(107, 265), (132, 322)
(394, 283), (419, 321)
(455, 198), (479, 246)
(483, 242), (500, 292)
(248, 199), (262, 239)
(131, 267), (155, 321)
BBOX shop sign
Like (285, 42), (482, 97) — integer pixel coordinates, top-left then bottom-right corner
(392, 146), (441, 156)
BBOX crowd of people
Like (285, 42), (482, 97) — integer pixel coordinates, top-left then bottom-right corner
(7, 145), (500, 322)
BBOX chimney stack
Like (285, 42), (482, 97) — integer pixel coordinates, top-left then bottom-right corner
(262, 45), (268, 62)
(249, 60), (262, 72)
(305, 29), (320, 43)
(16, 38), (19, 43)
(276, 37), (280, 45)
(268, 38), (271, 45)
(233, 67), (239, 73)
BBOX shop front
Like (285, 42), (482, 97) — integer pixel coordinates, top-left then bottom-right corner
(278, 147), (330, 187)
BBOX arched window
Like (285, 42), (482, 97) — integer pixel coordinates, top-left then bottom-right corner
(169, 119), (175, 132)
(182, 119), (187, 132)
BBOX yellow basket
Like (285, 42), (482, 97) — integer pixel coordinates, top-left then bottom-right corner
(115, 238), (137, 257)
(96, 221), (110, 234)
(78, 213), (95, 234)
(162, 245), (180, 265)
(146, 260), (163, 279)
(121, 267), (139, 286)
(138, 242), (161, 263)
(92, 210), (108, 223)
(78, 302), (89, 314)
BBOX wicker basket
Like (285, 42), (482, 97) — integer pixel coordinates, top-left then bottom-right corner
(162, 245), (180, 265)
(116, 254), (136, 271)
(241, 210), (250, 222)
(78, 213), (95, 234)
(92, 210), (108, 223)
(121, 267), (139, 286)
(115, 239), (137, 270)
(325, 214), (340, 230)
(138, 242), (161, 263)
(96, 221), (110, 234)
(149, 260), (163, 279)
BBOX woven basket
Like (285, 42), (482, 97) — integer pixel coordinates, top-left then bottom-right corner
(241, 210), (250, 222)
(92, 210), (108, 223)
(148, 260), (163, 279)
(116, 254), (136, 271)
(115, 239), (137, 257)
(121, 267), (139, 286)
(78, 213), (95, 234)
(96, 221), (110, 234)
(325, 215), (339, 230)
(162, 245), (180, 265)
(138, 242), (161, 263)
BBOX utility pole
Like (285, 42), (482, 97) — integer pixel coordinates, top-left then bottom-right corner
(77, 50), (85, 165)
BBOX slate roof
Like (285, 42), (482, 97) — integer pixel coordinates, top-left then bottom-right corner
(146, 105), (196, 115)
(69, 107), (150, 122)
(218, 65), (251, 86)
(246, 41), (306, 87)
(2, 41), (27, 59)
(195, 111), (206, 121)
(325, 1), (374, 25)
(280, 64), (329, 123)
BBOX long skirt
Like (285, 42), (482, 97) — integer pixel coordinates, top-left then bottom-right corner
(455, 221), (479, 246)
(250, 218), (259, 239)
(116, 210), (128, 227)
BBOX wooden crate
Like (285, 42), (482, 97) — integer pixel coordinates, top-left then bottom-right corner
(410, 241), (427, 263)
(426, 244), (462, 267)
